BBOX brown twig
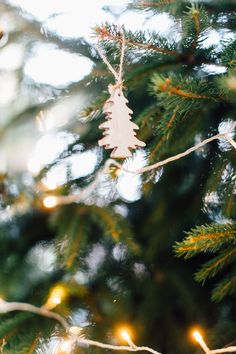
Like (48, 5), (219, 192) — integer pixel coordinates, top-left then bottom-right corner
(169, 87), (212, 99)
(139, 0), (176, 8)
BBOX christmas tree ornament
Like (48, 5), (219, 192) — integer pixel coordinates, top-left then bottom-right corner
(97, 32), (146, 158)
(99, 84), (146, 158)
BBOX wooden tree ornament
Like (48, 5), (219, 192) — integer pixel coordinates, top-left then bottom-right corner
(97, 32), (146, 158)
(99, 85), (146, 158)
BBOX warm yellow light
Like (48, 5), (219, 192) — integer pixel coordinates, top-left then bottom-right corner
(115, 168), (122, 177)
(118, 327), (136, 348)
(69, 326), (82, 335)
(193, 330), (203, 343)
(191, 328), (210, 352)
(45, 285), (66, 309)
(43, 196), (58, 208)
(116, 325), (135, 345)
(52, 296), (61, 305)
(118, 327), (132, 339)
(121, 330), (131, 342)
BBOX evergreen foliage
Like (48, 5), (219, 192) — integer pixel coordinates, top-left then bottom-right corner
(0, 0), (235, 353)
(175, 223), (236, 301)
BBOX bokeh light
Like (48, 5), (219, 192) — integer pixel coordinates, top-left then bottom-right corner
(43, 196), (58, 209)
(45, 285), (67, 309)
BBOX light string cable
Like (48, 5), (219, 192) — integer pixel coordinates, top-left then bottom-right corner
(0, 299), (161, 354)
(96, 27), (125, 88)
(0, 300), (236, 353)
(44, 123), (236, 206)
(193, 330), (236, 353)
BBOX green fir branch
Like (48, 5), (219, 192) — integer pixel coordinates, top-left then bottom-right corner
(52, 205), (139, 270)
(195, 245), (236, 282)
(132, 0), (184, 14)
(94, 23), (179, 56)
(218, 68), (236, 102)
(175, 222), (236, 259)
(175, 222), (236, 300)
(212, 274), (236, 301)
(182, 3), (210, 50)
(149, 73), (218, 136)
(220, 40), (236, 68)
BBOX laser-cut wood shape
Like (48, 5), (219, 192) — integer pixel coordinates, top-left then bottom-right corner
(98, 86), (146, 158)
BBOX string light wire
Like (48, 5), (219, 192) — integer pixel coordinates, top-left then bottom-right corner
(43, 128), (236, 206)
(0, 300), (235, 353)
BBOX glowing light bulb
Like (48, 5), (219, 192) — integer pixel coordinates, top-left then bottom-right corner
(193, 330), (203, 343)
(115, 168), (122, 177)
(45, 285), (66, 309)
(52, 296), (61, 305)
(117, 326), (135, 348)
(192, 329), (210, 352)
(43, 196), (58, 208)
(121, 330), (131, 342)
(69, 326), (82, 335)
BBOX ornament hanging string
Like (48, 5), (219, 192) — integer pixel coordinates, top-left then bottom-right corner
(96, 29), (125, 89)
(97, 30), (146, 158)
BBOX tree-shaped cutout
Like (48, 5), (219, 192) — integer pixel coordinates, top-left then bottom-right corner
(98, 86), (146, 158)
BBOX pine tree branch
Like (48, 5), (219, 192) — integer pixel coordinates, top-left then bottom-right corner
(196, 247), (236, 282)
(193, 11), (200, 37)
(95, 26), (179, 56)
(124, 39), (179, 56)
(175, 223), (236, 258)
(168, 86), (211, 99)
(139, 0), (176, 7)
(212, 275), (236, 301)
(148, 135), (167, 162)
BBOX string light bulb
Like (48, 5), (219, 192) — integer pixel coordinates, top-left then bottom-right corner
(45, 285), (67, 309)
(43, 196), (58, 208)
(117, 326), (136, 348)
(69, 326), (82, 335)
(115, 168), (122, 177)
(192, 329), (210, 353)
(121, 330), (131, 342)
(193, 330), (203, 343)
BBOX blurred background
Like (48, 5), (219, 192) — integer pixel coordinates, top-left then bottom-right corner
(0, 1), (235, 354)
(0, 0), (172, 180)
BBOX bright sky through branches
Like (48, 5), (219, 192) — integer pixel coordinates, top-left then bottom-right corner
(2, 0), (234, 203)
